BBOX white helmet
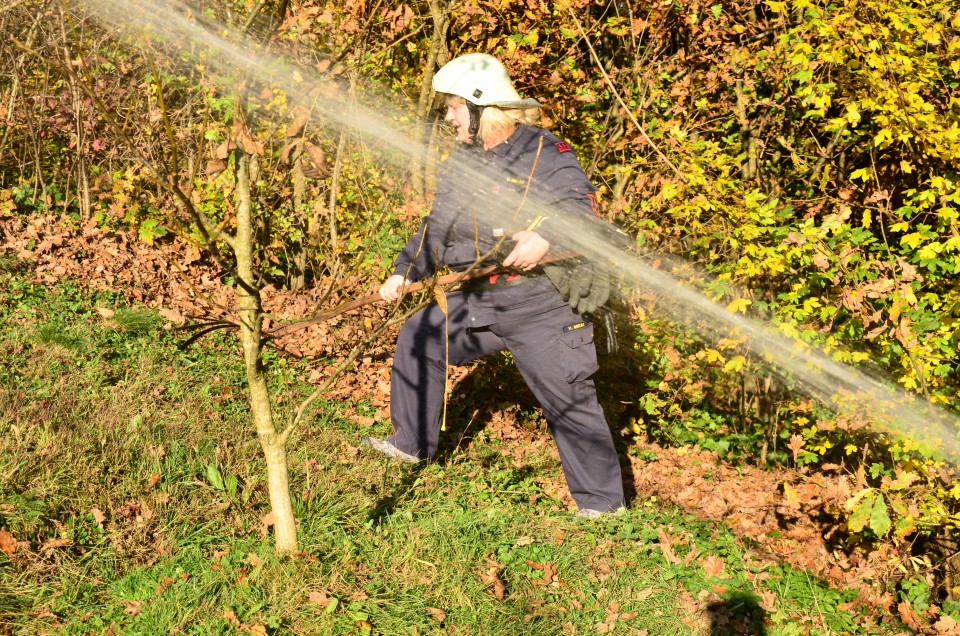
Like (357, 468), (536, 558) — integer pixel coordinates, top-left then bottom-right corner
(432, 53), (541, 108)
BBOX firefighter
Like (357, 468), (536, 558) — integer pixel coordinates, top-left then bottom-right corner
(363, 53), (625, 517)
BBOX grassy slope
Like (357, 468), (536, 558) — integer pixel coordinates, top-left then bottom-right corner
(0, 272), (906, 635)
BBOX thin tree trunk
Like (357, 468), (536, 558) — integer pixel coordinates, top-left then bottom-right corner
(411, 0), (449, 194)
(736, 79), (757, 181)
(290, 139), (307, 290)
(69, 61), (92, 220)
(326, 129), (346, 277)
(58, 7), (91, 220)
(235, 149), (298, 554)
(0, 10), (43, 159)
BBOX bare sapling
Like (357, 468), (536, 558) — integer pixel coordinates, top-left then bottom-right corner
(38, 5), (455, 553)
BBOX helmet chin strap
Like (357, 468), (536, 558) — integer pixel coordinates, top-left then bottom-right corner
(465, 101), (486, 147)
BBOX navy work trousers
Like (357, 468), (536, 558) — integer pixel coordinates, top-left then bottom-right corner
(387, 289), (625, 512)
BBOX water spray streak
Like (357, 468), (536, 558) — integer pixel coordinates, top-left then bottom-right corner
(85, 0), (419, 159)
(83, 0), (960, 456)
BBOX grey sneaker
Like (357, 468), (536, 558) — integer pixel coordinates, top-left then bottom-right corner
(575, 508), (606, 519)
(576, 506), (626, 519)
(360, 436), (421, 463)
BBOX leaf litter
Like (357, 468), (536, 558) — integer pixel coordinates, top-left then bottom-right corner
(0, 214), (920, 624)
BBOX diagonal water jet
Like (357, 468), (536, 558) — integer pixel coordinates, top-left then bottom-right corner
(78, 0), (960, 458)
(81, 0), (423, 161)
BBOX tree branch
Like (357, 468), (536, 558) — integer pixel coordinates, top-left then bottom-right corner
(567, 10), (683, 179)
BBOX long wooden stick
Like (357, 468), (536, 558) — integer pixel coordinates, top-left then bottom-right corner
(267, 252), (577, 338)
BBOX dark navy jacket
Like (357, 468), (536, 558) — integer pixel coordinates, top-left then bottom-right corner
(392, 124), (598, 326)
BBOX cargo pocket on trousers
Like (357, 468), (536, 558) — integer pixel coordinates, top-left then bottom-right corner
(558, 322), (599, 383)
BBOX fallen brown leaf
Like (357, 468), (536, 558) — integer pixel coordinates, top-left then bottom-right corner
(41, 538), (73, 551)
(91, 507), (106, 528)
(0, 528), (17, 557)
(259, 513), (274, 538)
(351, 414), (375, 428)
(155, 577), (175, 597)
(758, 590), (778, 611)
(542, 562), (557, 584)
(934, 615), (960, 635)
(480, 556), (507, 601)
(308, 590), (330, 605)
(491, 575), (506, 601)
(123, 600), (144, 616)
(700, 554), (726, 578)
(788, 434), (805, 463)
(898, 601), (923, 631)
(657, 528), (682, 565)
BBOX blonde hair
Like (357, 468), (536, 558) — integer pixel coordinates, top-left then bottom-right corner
(477, 105), (540, 142)
(445, 95), (540, 143)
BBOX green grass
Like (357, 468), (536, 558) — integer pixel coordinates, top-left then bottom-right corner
(0, 272), (907, 635)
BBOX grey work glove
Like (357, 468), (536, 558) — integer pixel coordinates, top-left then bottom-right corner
(543, 263), (572, 299)
(543, 259), (611, 314)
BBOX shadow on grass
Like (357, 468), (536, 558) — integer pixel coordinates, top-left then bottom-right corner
(366, 460), (428, 525)
(705, 590), (768, 636)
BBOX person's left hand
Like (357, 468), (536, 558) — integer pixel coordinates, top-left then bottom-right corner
(502, 231), (550, 271)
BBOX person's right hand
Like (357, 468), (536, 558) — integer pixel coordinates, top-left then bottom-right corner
(379, 274), (411, 302)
